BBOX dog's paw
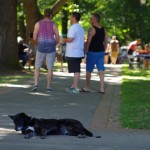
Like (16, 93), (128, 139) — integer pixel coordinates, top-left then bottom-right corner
(78, 134), (86, 138)
(24, 134), (31, 139)
(24, 132), (34, 139)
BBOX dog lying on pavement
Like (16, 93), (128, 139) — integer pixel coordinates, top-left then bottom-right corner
(9, 112), (94, 139)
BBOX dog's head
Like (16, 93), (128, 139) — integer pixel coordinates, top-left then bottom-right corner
(9, 113), (32, 132)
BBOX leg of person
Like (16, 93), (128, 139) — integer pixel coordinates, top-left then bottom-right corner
(21, 54), (28, 67)
(65, 57), (81, 94)
(110, 51), (113, 64)
(60, 61), (63, 72)
(114, 51), (119, 64)
(111, 51), (117, 64)
(46, 52), (56, 92)
(72, 58), (82, 89)
(98, 71), (105, 93)
(32, 51), (45, 91)
(104, 54), (109, 64)
(111, 56), (115, 64)
(83, 52), (95, 92)
(34, 68), (40, 85)
(113, 57), (117, 64)
(144, 59), (149, 69)
(83, 71), (91, 92)
(97, 52), (105, 93)
(47, 69), (53, 92)
(72, 72), (80, 89)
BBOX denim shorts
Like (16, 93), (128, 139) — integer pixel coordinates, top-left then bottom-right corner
(35, 50), (56, 69)
(86, 51), (105, 72)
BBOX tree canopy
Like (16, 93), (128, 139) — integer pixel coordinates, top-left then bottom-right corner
(19, 0), (150, 44)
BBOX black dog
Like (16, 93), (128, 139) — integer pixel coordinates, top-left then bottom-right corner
(9, 113), (93, 139)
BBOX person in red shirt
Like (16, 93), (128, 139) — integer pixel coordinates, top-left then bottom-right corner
(128, 39), (141, 55)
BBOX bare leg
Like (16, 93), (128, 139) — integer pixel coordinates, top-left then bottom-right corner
(114, 57), (118, 64)
(60, 61), (63, 72)
(111, 52), (118, 64)
(111, 57), (115, 64)
(84, 72), (91, 91)
(104, 55), (109, 64)
(98, 71), (104, 92)
(72, 72), (80, 88)
(113, 57), (117, 64)
(47, 69), (53, 89)
(34, 67), (40, 86)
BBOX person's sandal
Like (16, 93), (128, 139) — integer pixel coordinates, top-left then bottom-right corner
(99, 91), (105, 94)
(80, 88), (90, 93)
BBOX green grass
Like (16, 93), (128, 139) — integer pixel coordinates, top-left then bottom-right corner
(0, 71), (33, 84)
(121, 65), (150, 129)
(0, 62), (67, 85)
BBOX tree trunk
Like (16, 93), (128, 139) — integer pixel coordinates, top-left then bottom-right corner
(52, 0), (68, 16)
(23, 0), (42, 42)
(0, 0), (20, 70)
(62, 8), (69, 36)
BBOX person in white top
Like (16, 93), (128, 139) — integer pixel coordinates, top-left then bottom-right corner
(62, 12), (84, 94)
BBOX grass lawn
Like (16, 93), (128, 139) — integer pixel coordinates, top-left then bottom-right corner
(0, 70), (33, 85)
(121, 64), (150, 129)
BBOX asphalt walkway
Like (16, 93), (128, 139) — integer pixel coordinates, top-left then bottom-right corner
(0, 64), (150, 150)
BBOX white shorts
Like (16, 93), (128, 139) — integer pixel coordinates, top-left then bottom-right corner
(35, 51), (56, 69)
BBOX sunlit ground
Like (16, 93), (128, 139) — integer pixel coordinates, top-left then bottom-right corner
(0, 64), (149, 90)
(0, 84), (31, 88)
(0, 64), (149, 134)
(0, 64), (123, 90)
(0, 125), (15, 140)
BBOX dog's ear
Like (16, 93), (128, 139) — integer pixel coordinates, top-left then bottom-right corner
(9, 113), (26, 120)
(20, 113), (27, 118)
(9, 115), (15, 120)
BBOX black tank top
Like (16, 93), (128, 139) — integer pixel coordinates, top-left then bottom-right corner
(89, 26), (105, 52)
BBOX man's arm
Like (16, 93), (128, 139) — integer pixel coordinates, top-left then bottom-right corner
(53, 23), (60, 45)
(62, 37), (74, 43)
(61, 26), (75, 43)
(84, 27), (95, 53)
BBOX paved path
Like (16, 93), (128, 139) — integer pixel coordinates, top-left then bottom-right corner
(0, 64), (150, 150)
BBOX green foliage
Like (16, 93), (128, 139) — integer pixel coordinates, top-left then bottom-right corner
(27, 0), (150, 44)
(77, 0), (150, 44)
(121, 65), (150, 129)
(37, 0), (56, 14)
(99, 0), (150, 43)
